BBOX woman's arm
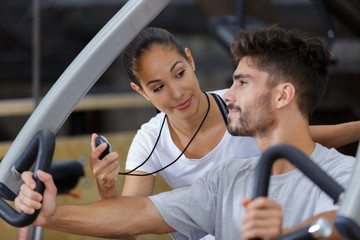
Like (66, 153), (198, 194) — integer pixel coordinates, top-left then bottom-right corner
(120, 166), (156, 240)
(310, 121), (360, 148)
(91, 132), (156, 239)
(121, 172), (156, 197)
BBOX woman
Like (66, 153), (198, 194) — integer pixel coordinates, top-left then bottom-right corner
(90, 27), (360, 239)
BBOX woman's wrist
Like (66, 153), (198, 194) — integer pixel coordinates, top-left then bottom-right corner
(98, 186), (119, 199)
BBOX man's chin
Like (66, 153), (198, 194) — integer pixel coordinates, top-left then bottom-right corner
(227, 125), (241, 136)
(228, 125), (255, 138)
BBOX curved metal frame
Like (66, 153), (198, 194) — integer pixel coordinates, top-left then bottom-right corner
(0, 0), (171, 198)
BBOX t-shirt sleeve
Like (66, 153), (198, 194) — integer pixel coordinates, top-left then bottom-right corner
(314, 154), (355, 216)
(149, 166), (221, 238)
(125, 130), (157, 173)
(125, 114), (165, 174)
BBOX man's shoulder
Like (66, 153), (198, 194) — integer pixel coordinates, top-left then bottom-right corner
(313, 144), (355, 162)
(211, 156), (260, 179)
(312, 143), (355, 172)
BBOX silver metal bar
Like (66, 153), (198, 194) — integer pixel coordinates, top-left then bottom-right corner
(335, 141), (360, 238)
(32, 0), (41, 107)
(0, 0), (171, 196)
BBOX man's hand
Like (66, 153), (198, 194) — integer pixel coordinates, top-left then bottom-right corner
(14, 170), (57, 226)
(241, 197), (283, 240)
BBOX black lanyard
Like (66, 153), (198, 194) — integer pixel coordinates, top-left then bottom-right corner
(119, 91), (210, 176)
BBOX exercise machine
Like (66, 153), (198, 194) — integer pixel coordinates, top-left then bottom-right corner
(252, 143), (360, 239)
(334, 141), (360, 239)
(0, 0), (171, 227)
(0, 130), (54, 227)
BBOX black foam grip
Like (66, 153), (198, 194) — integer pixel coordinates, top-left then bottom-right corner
(0, 130), (55, 227)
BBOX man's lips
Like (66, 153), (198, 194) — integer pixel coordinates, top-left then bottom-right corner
(175, 98), (192, 110)
(228, 109), (239, 114)
(227, 104), (241, 114)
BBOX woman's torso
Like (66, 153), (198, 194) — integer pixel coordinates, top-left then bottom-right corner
(125, 89), (261, 189)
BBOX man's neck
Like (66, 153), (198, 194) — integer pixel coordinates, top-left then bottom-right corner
(255, 118), (316, 175)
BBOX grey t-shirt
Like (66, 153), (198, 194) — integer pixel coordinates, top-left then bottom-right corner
(149, 144), (354, 239)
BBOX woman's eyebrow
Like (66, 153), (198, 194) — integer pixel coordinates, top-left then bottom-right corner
(146, 79), (161, 87)
(170, 61), (182, 72)
(146, 61), (184, 87)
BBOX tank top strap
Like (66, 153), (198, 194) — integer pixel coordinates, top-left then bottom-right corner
(210, 93), (228, 125)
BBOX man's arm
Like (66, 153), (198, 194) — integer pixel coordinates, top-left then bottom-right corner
(310, 121), (360, 148)
(15, 170), (174, 238)
(241, 197), (345, 240)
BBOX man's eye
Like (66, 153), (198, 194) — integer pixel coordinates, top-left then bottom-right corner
(239, 80), (247, 86)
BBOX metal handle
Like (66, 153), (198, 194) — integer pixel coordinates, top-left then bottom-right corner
(0, 130), (55, 227)
(276, 218), (332, 240)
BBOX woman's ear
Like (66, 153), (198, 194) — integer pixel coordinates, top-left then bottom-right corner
(275, 83), (295, 109)
(185, 47), (196, 71)
(130, 82), (150, 101)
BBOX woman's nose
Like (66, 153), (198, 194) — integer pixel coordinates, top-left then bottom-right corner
(170, 84), (184, 100)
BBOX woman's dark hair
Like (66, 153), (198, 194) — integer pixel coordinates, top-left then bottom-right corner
(123, 27), (187, 88)
(231, 25), (331, 119)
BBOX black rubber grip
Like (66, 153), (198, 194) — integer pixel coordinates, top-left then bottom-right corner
(0, 130), (55, 227)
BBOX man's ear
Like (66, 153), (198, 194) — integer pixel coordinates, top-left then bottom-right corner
(185, 47), (196, 71)
(130, 82), (150, 101)
(275, 83), (295, 109)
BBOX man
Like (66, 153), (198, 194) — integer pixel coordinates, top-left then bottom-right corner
(15, 26), (354, 239)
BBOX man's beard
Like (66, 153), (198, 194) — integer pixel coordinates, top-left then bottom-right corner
(227, 91), (276, 138)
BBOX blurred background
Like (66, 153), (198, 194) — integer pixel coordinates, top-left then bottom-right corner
(0, 0), (359, 239)
(0, 0), (359, 149)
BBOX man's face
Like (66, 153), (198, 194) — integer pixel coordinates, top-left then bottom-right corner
(223, 57), (276, 138)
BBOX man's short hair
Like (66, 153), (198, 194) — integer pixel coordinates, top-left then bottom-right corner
(231, 25), (331, 119)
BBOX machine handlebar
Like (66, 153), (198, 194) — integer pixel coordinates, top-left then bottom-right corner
(0, 130), (55, 227)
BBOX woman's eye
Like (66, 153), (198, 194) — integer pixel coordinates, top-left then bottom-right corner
(176, 70), (185, 78)
(153, 85), (164, 93)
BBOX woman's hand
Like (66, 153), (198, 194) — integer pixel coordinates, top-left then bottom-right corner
(90, 133), (120, 199)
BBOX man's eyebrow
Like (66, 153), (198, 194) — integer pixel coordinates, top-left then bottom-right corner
(233, 74), (251, 80)
(170, 61), (182, 72)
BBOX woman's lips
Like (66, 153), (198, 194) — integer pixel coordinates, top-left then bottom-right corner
(175, 98), (192, 110)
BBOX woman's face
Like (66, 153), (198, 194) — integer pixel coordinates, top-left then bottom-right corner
(132, 45), (201, 119)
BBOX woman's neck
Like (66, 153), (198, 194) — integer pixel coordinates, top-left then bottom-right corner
(166, 92), (227, 159)
(167, 91), (210, 138)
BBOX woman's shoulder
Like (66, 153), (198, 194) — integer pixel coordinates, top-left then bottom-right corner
(208, 89), (228, 98)
(134, 112), (166, 139)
